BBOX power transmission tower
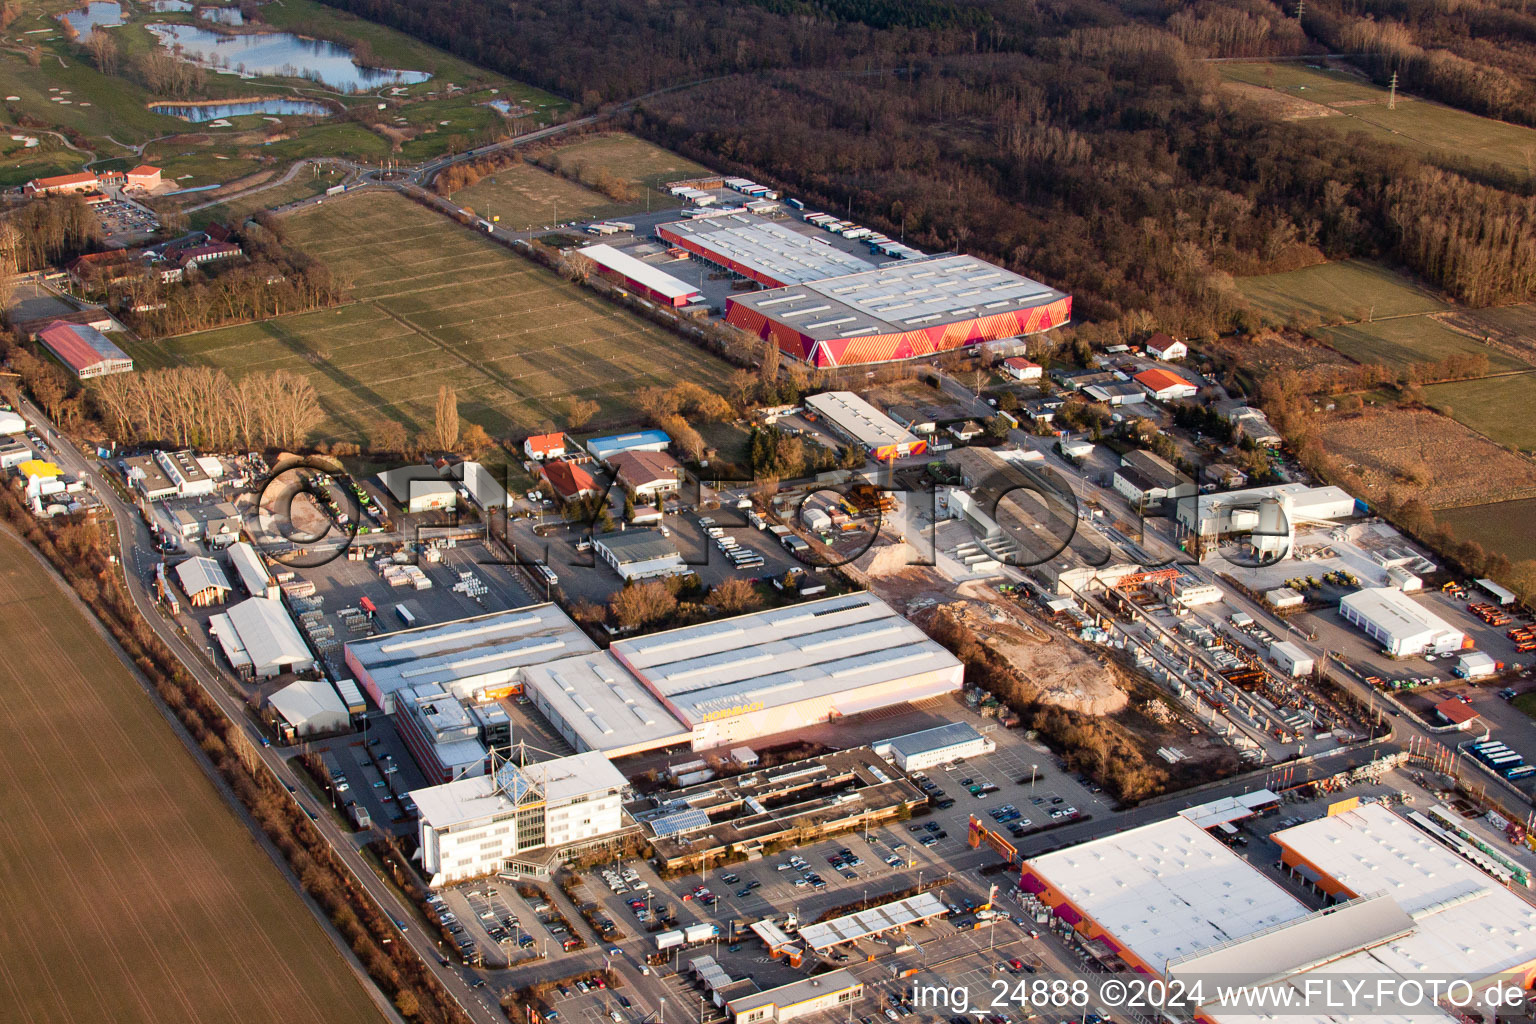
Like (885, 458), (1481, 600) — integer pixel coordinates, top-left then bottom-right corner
(1295, 0), (1304, 18)
(1388, 70), (1398, 109)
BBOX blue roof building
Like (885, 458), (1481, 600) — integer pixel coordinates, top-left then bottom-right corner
(584, 429), (671, 463)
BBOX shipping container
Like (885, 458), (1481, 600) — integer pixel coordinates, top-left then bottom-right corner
(396, 604), (416, 627)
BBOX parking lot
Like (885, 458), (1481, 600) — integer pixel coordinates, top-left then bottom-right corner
(311, 720), (428, 836)
(95, 195), (160, 241)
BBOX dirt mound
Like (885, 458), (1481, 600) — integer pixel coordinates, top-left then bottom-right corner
(937, 595), (1129, 716)
(855, 540), (920, 577)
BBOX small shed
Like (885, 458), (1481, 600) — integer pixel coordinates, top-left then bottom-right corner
(1269, 640), (1314, 678)
(1433, 697), (1480, 730)
(1265, 586), (1305, 610)
(1454, 650), (1498, 680)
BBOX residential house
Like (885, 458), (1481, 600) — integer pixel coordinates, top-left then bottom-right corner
(540, 459), (599, 503)
(1145, 333), (1188, 361)
(1002, 357), (1043, 381)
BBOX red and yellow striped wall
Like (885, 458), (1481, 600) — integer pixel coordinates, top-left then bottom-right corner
(727, 295), (1072, 367)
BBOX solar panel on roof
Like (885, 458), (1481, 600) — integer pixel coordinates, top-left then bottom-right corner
(651, 807), (712, 837)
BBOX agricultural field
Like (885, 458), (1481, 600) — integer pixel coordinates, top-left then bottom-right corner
(1435, 305), (1536, 369)
(543, 132), (714, 201)
(1315, 316), (1525, 373)
(1219, 61), (1536, 179)
(0, 531), (380, 1024)
(451, 163), (639, 231)
(1236, 259), (1449, 325)
(1314, 405), (1536, 510)
(1421, 372), (1536, 452)
(137, 191), (736, 443)
(1437, 499), (1536, 566)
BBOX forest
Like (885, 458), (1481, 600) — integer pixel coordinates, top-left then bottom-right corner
(316, 0), (1536, 336)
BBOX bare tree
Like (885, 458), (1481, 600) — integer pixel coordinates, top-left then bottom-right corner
(564, 397), (600, 428)
(434, 384), (459, 452)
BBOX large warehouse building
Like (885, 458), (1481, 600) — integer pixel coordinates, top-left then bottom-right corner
(1340, 587), (1467, 657)
(412, 751), (630, 886)
(803, 391), (926, 461)
(1019, 804), (1536, 1021)
(726, 254), (1072, 368)
(209, 597), (315, 678)
(656, 214), (877, 288)
(577, 244), (702, 307)
(520, 651), (692, 758)
(35, 320), (133, 379)
(608, 592), (964, 750)
(343, 604), (597, 712)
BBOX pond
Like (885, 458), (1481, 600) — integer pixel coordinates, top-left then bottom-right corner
(197, 6), (245, 25)
(145, 0), (193, 9)
(146, 23), (431, 92)
(59, 1), (123, 35)
(149, 97), (333, 121)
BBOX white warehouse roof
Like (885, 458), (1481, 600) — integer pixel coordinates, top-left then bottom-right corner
(1025, 815), (1311, 973)
(267, 677), (349, 733)
(345, 604), (596, 705)
(224, 597), (314, 675)
(521, 651), (691, 757)
(578, 244), (701, 302)
(1272, 804), (1536, 982)
(656, 214), (876, 285)
(803, 391), (921, 453)
(175, 556), (230, 596)
(608, 592), (962, 727)
(1340, 588), (1464, 651)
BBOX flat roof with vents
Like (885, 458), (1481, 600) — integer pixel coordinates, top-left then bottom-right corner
(521, 651), (691, 758)
(654, 215), (878, 286)
(344, 604), (596, 708)
(729, 253), (1067, 343)
(607, 592), (963, 728)
(1024, 815), (1312, 974)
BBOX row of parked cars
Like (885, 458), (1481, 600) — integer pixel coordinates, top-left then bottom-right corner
(424, 891), (482, 963)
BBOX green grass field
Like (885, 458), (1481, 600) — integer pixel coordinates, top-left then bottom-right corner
(138, 191), (736, 443)
(1236, 259), (1449, 324)
(1219, 62), (1536, 178)
(1315, 316), (1527, 372)
(452, 163), (640, 230)
(1421, 372), (1536, 452)
(0, 531), (380, 1024)
(546, 133), (713, 201)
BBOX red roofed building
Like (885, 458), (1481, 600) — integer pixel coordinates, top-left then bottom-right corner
(539, 459), (598, 502)
(1134, 367), (1198, 402)
(523, 432), (569, 461)
(1433, 697), (1480, 730)
(34, 320), (133, 379)
(24, 171), (98, 196)
(125, 164), (163, 191)
(1002, 357), (1042, 381)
